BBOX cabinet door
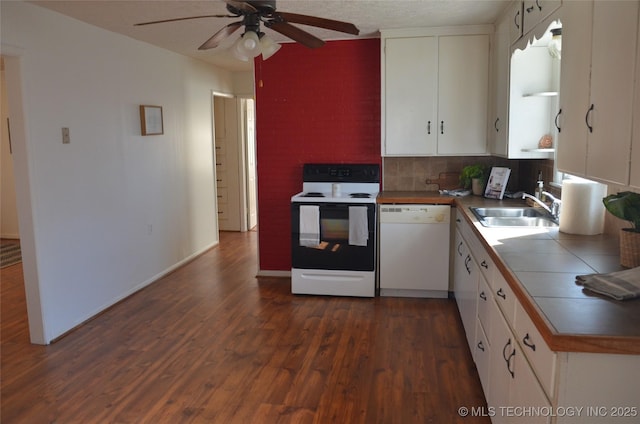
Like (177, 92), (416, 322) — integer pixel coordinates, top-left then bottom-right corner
(490, 12), (511, 157)
(556, 0), (593, 177)
(383, 37), (437, 155)
(509, 344), (552, 424)
(630, 11), (640, 187)
(487, 298), (514, 424)
(510, 1), (524, 44)
(453, 229), (479, 349)
(437, 35), (489, 155)
(523, 0), (562, 36)
(586, 1), (638, 185)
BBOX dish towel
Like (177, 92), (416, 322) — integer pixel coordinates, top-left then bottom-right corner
(349, 206), (368, 247)
(299, 205), (320, 247)
(576, 267), (640, 300)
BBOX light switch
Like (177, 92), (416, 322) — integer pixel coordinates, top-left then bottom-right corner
(62, 127), (70, 144)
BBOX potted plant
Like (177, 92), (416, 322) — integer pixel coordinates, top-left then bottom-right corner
(603, 191), (640, 268)
(460, 164), (486, 195)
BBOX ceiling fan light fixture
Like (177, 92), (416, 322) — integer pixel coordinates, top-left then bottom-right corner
(259, 34), (281, 60)
(234, 30), (262, 60)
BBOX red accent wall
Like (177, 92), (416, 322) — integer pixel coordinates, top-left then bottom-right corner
(255, 38), (381, 271)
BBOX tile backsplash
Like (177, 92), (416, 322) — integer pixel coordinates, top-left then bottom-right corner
(383, 156), (522, 192)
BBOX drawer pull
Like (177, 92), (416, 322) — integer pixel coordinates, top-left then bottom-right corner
(523, 333), (536, 351)
(480, 260), (488, 269)
(479, 291), (487, 301)
(496, 288), (506, 300)
(457, 241), (463, 256)
(477, 341), (485, 352)
(464, 255), (471, 275)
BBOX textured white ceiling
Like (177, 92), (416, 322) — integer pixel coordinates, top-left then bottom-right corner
(30, 0), (510, 71)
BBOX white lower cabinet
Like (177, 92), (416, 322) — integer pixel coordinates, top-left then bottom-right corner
(456, 208), (640, 424)
(486, 284), (551, 424)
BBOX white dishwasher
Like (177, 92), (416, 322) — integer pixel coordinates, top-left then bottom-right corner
(379, 204), (450, 298)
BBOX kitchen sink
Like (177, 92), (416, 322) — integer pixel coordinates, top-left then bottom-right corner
(469, 207), (558, 228)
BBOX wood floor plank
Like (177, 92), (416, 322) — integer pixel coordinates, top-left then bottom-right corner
(1, 231), (489, 423)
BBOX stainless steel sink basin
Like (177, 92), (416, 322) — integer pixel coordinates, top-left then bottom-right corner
(470, 207), (558, 228)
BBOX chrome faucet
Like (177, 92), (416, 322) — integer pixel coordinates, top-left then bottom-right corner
(522, 192), (562, 221)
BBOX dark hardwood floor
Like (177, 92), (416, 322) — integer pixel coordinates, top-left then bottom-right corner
(1, 231), (489, 423)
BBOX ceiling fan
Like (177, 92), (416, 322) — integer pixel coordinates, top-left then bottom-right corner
(134, 0), (360, 61)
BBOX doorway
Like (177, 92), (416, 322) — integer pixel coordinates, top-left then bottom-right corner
(212, 94), (257, 233)
(1, 57), (20, 240)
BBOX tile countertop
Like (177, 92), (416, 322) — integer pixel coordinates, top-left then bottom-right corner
(378, 191), (640, 355)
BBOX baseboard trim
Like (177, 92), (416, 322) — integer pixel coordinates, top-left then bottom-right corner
(256, 270), (291, 278)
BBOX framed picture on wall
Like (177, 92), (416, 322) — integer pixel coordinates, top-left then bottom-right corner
(139, 105), (163, 136)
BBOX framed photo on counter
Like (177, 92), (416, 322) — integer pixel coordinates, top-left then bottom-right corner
(484, 167), (511, 200)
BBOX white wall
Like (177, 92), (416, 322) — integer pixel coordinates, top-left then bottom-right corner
(1, 1), (236, 343)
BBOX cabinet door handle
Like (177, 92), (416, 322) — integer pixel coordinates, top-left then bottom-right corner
(496, 287), (506, 300)
(456, 218), (461, 223)
(477, 341), (485, 352)
(479, 291), (487, 301)
(494, 117), (500, 132)
(585, 104), (594, 133)
(427, 121), (431, 134)
(457, 241), (463, 256)
(523, 333), (537, 351)
(514, 10), (521, 29)
(502, 338), (516, 378)
(464, 255), (471, 275)
(536, 0), (542, 11)
(481, 260), (488, 269)
(555, 108), (562, 133)
(440, 120), (444, 135)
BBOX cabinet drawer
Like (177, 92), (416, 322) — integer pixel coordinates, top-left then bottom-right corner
(514, 300), (556, 398)
(491, 272), (516, 326)
(216, 187), (228, 203)
(477, 275), (492, 342)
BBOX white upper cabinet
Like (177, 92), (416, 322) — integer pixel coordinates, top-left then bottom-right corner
(383, 36), (438, 155)
(510, 1), (525, 44)
(491, 5), (562, 159)
(381, 27), (490, 156)
(437, 35), (490, 155)
(630, 15), (640, 188)
(489, 8), (512, 157)
(557, 1), (639, 185)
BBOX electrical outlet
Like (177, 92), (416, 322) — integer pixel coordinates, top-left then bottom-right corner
(62, 127), (70, 144)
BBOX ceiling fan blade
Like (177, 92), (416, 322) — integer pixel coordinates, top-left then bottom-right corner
(198, 21), (244, 50)
(222, 0), (258, 14)
(135, 14), (234, 26)
(265, 21), (325, 49)
(275, 12), (360, 35)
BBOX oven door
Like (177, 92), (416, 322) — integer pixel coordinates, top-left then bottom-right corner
(291, 202), (376, 271)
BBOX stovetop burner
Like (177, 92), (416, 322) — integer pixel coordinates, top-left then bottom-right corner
(350, 193), (371, 198)
(302, 192), (325, 197)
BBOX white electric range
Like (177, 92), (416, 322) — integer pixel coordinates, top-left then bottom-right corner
(290, 164), (380, 297)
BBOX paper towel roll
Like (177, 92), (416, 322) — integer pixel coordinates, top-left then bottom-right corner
(559, 179), (607, 235)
